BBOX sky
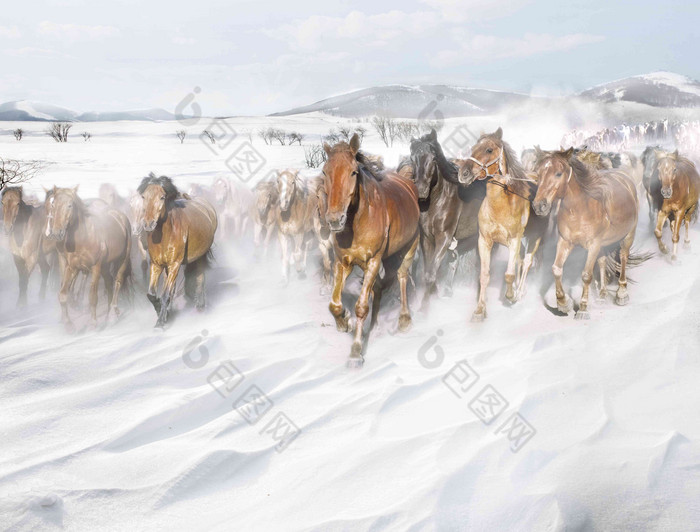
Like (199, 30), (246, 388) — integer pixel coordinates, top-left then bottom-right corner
(1, 0), (698, 116)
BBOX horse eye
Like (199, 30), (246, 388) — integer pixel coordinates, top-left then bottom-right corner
(486, 148), (493, 153)
(351, 170), (358, 176)
(556, 172), (563, 178)
(160, 196), (165, 200)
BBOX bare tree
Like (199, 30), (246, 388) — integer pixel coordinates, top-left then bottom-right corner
(371, 116), (398, 147)
(46, 122), (72, 142)
(176, 130), (187, 144)
(288, 132), (304, 145)
(13, 128), (23, 141)
(258, 128), (273, 145)
(202, 130), (216, 144)
(81, 132), (92, 142)
(323, 129), (341, 145)
(0, 157), (44, 192)
(269, 128), (287, 145)
(355, 126), (367, 142)
(304, 144), (327, 168)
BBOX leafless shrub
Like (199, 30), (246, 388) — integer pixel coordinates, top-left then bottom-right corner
(287, 132), (304, 145)
(371, 116), (400, 147)
(13, 128), (23, 141)
(304, 144), (327, 168)
(0, 157), (44, 191)
(46, 122), (72, 142)
(355, 126), (367, 142)
(202, 130), (215, 144)
(269, 128), (287, 145)
(81, 132), (92, 142)
(258, 128), (272, 145)
(176, 130), (187, 143)
(322, 129), (342, 145)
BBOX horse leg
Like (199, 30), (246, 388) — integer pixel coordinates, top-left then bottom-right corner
(576, 244), (601, 319)
(397, 237), (419, 332)
(419, 235), (437, 312)
(293, 232), (305, 279)
(319, 240), (333, 295)
(684, 209), (694, 249)
(616, 231), (635, 306)
(38, 252), (50, 300)
(156, 262), (181, 327)
(329, 260), (352, 332)
(13, 256), (29, 307)
(88, 264), (102, 328)
(655, 210), (669, 255)
(102, 268), (114, 321)
(552, 237), (574, 314)
(671, 210), (683, 261)
(504, 235), (522, 304)
(472, 234), (493, 322)
(516, 237), (541, 301)
(59, 265), (79, 332)
(279, 232), (290, 285)
(147, 262), (163, 315)
(194, 260), (207, 311)
(348, 256), (382, 368)
(596, 255), (608, 303)
(111, 246), (130, 319)
(138, 237), (149, 282)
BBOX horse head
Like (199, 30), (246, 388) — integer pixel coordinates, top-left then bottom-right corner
(460, 127), (505, 185)
(1, 186), (22, 234)
(410, 130), (439, 200)
(322, 133), (361, 232)
(212, 177), (230, 207)
(656, 150), (679, 199)
(138, 174), (179, 233)
(277, 169), (300, 212)
(45, 186), (81, 241)
(532, 146), (574, 217)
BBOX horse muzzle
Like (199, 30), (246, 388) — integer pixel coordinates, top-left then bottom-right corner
(327, 213), (347, 232)
(144, 220), (158, 232)
(661, 187), (672, 199)
(533, 200), (551, 217)
(458, 167), (476, 186)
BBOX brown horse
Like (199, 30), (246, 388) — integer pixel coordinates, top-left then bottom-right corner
(323, 134), (420, 368)
(409, 130), (484, 311)
(250, 179), (278, 258)
(44, 187), (132, 331)
(2, 186), (57, 306)
(138, 174), (217, 327)
(275, 169), (314, 284)
(653, 150), (700, 260)
(532, 148), (640, 318)
(457, 128), (535, 321)
(308, 174), (334, 294)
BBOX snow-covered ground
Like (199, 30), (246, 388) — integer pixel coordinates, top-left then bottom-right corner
(1, 115), (699, 531)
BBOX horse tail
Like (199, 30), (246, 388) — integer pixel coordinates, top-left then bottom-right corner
(605, 247), (654, 284)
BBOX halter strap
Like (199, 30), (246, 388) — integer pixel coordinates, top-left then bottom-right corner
(467, 148), (503, 180)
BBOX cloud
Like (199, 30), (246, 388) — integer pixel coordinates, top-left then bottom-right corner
(268, 10), (439, 51)
(37, 21), (120, 41)
(4, 47), (71, 59)
(0, 26), (22, 39)
(420, 0), (530, 21)
(172, 36), (197, 45)
(434, 32), (605, 66)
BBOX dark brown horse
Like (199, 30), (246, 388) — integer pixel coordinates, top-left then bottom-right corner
(323, 134), (420, 368)
(409, 129), (485, 311)
(532, 148), (640, 318)
(457, 128), (536, 321)
(653, 150), (699, 260)
(44, 187), (132, 331)
(138, 174), (217, 327)
(2, 186), (57, 306)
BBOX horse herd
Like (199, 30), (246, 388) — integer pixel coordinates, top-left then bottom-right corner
(2, 127), (699, 367)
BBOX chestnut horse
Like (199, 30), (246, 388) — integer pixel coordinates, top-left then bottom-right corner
(653, 150), (699, 260)
(44, 187), (132, 331)
(409, 129), (485, 311)
(2, 186), (57, 306)
(323, 134), (420, 368)
(457, 128), (535, 321)
(138, 174), (217, 327)
(532, 148), (640, 318)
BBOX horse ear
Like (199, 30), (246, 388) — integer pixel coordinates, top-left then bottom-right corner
(494, 127), (503, 140)
(349, 133), (361, 155)
(73, 185), (79, 193)
(673, 150), (679, 158)
(323, 143), (332, 157)
(534, 145), (543, 157)
(563, 147), (574, 159)
(428, 128), (437, 141)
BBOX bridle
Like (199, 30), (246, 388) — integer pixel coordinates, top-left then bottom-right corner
(468, 147), (537, 202)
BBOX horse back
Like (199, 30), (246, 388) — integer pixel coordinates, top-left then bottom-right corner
(169, 198), (217, 263)
(377, 172), (419, 254)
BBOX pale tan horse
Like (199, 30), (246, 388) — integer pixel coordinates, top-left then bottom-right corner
(653, 150), (700, 260)
(2, 186), (57, 306)
(457, 128), (534, 321)
(44, 187), (132, 331)
(275, 169), (314, 284)
(212, 176), (252, 240)
(307, 175), (334, 294)
(138, 174), (217, 327)
(250, 179), (279, 258)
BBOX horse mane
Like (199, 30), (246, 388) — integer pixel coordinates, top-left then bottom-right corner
(397, 156), (414, 179)
(137, 172), (180, 202)
(1, 186), (22, 201)
(356, 151), (385, 181)
(481, 132), (533, 198)
(569, 155), (613, 205)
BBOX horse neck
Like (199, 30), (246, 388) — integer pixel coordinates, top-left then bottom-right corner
(561, 170), (585, 211)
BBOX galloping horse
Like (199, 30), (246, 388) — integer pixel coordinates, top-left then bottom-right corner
(212, 176), (251, 240)
(308, 175), (334, 294)
(652, 150), (699, 260)
(44, 187), (132, 331)
(275, 169), (314, 284)
(457, 128), (535, 321)
(409, 129), (484, 310)
(323, 134), (420, 367)
(138, 174), (217, 327)
(532, 148), (640, 318)
(250, 179), (278, 258)
(641, 146), (663, 224)
(2, 187), (57, 306)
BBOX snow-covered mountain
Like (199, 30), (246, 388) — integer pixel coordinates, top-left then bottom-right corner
(272, 85), (536, 118)
(0, 100), (177, 122)
(579, 71), (700, 108)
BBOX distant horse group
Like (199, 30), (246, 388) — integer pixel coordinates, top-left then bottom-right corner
(2, 124), (699, 368)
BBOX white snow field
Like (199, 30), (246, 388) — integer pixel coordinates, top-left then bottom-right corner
(1, 115), (699, 531)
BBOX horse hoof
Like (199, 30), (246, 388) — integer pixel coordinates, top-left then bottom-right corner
(684, 241), (691, 250)
(346, 356), (364, 369)
(615, 294), (629, 306)
(398, 314), (412, 332)
(154, 320), (166, 329)
(439, 287), (453, 299)
(574, 310), (590, 320)
(659, 245), (669, 255)
(557, 296), (573, 314)
(471, 310), (486, 322)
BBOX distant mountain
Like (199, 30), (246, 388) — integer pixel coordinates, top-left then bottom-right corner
(578, 71), (700, 108)
(0, 100), (177, 122)
(272, 85), (537, 118)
